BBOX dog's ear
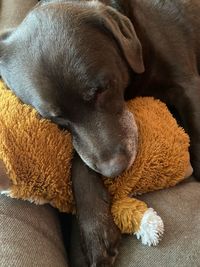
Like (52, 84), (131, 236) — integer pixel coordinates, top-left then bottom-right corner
(100, 6), (144, 74)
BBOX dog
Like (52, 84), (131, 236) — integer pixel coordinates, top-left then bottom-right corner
(1, 0), (200, 266)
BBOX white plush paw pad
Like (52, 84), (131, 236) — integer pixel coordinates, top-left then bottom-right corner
(135, 208), (164, 246)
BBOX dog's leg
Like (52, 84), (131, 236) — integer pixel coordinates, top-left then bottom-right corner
(171, 75), (200, 180)
(71, 152), (121, 267)
(69, 215), (88, 267)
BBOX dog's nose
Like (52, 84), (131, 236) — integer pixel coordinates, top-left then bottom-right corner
(97, 154), (130, 178)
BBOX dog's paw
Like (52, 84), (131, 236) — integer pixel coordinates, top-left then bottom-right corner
(79, 205), (121, 266)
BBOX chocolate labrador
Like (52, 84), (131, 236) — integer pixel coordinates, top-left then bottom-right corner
(0, 0), (200, 266)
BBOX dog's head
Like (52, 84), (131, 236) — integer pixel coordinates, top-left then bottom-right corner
(0, 1), (144, 177)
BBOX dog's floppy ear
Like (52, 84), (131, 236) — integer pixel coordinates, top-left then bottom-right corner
(100, 6), (144, 74)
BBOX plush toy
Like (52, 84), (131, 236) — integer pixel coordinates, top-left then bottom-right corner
(0, 80), (192, 246)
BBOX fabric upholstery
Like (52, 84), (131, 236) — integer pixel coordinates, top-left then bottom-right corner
(0, 0), (38, 31)
(0, 195), (68, 267)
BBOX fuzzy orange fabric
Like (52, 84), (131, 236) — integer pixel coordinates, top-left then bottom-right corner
(105, 98), (190, 200)
(0, 80), (190, 238)
(0, 81), (74, 212)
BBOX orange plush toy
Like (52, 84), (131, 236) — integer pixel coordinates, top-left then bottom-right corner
(0, 80), (192, 246)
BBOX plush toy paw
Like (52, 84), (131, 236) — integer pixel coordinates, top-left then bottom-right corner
(112, 197), (164, 246)
(135, 208), (164, 246)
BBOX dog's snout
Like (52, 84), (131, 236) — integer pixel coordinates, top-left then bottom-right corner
(72, 109), (138, 178)
(96, 153), (131, 178)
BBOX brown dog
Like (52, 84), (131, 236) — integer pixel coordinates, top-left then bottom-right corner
(0, 0), (200, 266)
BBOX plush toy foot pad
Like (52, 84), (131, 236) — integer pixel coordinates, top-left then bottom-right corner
(135, 208), (164, 246)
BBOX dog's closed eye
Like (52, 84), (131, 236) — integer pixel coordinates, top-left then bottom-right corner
(83, 78), (116, 102)
(83, 87), (105, 102)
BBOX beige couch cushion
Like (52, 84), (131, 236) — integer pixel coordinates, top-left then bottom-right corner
(0, 0), (38, 31)
(0, 195), (68, 267)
